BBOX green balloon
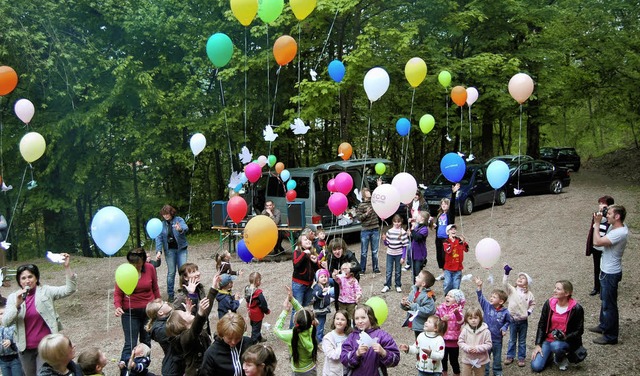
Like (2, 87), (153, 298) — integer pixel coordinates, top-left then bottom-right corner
(419, 114), (435, 134)
(365, 296), (388, 325)
(438, 70), (452, 88)
(375, 162), (386, 175)
(115, 263), (139, 295)
(206, 33), (234, 68)
(258, 0), (284, 24)
(268, 154), (277, 167)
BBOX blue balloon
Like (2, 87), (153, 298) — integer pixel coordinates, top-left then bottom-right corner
(440, 153), (466, 183)
(396, 118), (411, 136)
(234, 183), (243, 192)
(487, 160), (510, 189)
(328, 60), (345, 83)
(91, 206), (131, 256)
(237, 239), (253, 263)
(239, 172), (248, 184)
(280, 169), (290, 182)
(286, 179), (297, 190)
(146, 218), (162, 239)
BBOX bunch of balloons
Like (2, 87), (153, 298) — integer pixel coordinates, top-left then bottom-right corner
(327, 172), (353, 216)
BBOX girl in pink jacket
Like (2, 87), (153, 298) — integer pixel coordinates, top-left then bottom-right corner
(458, 307), (492, 376)
(436, 289), (465, 376)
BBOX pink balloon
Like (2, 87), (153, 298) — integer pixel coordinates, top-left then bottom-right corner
(328, 192), (348, 216)
(244, 162), (262, 183)
(334, 172), (353, 195)
(466, 87), (479, 106)
(14, 99), (35, 124)
(391, 172), (417, 205)
(327, 178), (337, 192)
(508, 73), (534, 104)
(475, 237), (501, 269)
(371, 184), (400, 219)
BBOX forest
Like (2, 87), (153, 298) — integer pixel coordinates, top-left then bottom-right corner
(0, 0), (638, 260)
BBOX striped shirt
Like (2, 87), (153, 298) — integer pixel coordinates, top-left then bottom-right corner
(385, 227), (409, 256)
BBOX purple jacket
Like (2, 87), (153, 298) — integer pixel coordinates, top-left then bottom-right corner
(410, 224), (429, 261)
(340, 327), (400, 376)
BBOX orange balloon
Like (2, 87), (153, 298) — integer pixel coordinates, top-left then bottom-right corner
(275, 162), (285, 174)
(273, 35), (297, 66)
(0, 66), (18, 96)
(338, 142), (352, 161)
(451, 86), (467, 107)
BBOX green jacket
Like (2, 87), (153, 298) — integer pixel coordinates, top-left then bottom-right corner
(274, 298), (316, 373)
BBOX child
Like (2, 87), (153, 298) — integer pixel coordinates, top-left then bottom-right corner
(274, 289), (318, 375)
(216, 250), (242, 276)
(410, 211), (431, 280)
(128, 343), (151, 376)
(502, 265), (535, 367)
(443, 224), (469, 295)
(434, 184), (460, 280)
(382, 214), (409, 293)
(0, 305), (21, 376)
(317, 229), (327, 252)
(216, 274), (242, 319)
(436, 289), (466, 376)
(322, 310), (353, 376)
(458, 307), (492, 376)
(399, 315), (447, 375)
(291, 233), (322, 325)
(332, 262), (362, 320)
(146, 299), (185, 375)
(173, 263), (205, 309)
(245, 272), (270, 343)
(199, 312), (255, 375)
(37, 333), (83, 375)
(312, 269), (332, 343)
(474, 277), (511, 376)
(401, 269), (437, 338)
(340, 305), (401, 375)
(78, 347), (108, 376)
(241, 344), (278, 376)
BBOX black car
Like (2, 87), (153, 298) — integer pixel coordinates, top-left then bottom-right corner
(539, 147), (581, 171)
(506, 160), (571, 196)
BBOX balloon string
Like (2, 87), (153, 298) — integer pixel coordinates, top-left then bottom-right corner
(361, 101), (372, 192)
(445, 88), (450, 136)
(244, 28), (248, 144)
(266, 26), (271, 126)
(458, 108), (463, 152)
(218, 75), (233, 175)
(517, 104), (523, 190)
(403, 88), (416, 172)
(270, 69), (281, 126)
(338, 86), (342, 140)
(312, 8), (339, 73)
(0, 96), (4, 178)
(297, 23), (301, 118)
(187, 157), (196, 222)
(468, 106), (472, 155)
(6, 165), (29, 239)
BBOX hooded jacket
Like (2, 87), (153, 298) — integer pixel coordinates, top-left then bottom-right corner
(150, 316), (184, 376)
(476, 289), (511, 342)
(340, 327), (400, 376)
(245, 287), (270, 322)
(458, 322), (492, 366)
(198, 335), (254, 376)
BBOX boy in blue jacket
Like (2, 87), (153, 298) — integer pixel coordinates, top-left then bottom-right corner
(474, 276), (511, 376)
(216, 274), (241, 319)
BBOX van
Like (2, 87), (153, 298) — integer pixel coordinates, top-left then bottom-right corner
(254, 158), (391, 236)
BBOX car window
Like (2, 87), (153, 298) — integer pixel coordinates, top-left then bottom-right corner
(474, 168), (485, 183)
(520, 163), (531, 172)
(534, 161), (552, 172)
(266, 175), (310, 198)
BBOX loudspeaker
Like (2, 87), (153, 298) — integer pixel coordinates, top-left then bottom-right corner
(211, 201), (227, 227)
(287, 201), (306, 228)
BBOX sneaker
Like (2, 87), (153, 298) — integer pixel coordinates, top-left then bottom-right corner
(588, 326), (603, 334)
(593, 336), (618, 345)
(396, 287), (402, 293)
(517, 359), (526, 367)
(557, 357), (569, 371)
(504, 358), (514, 365)
(403, 265), (411, 271)
(373, 269), (381, 274)
(435, 273), (444, 281)
(381, 286), (390, 293)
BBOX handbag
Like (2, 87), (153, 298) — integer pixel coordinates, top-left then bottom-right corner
(570, 345), (588, 363)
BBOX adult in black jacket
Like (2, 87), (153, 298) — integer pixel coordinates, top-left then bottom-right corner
(322, 237), (361, 310)
(199, 312), (255, 376)
(149, 306), (185, 376)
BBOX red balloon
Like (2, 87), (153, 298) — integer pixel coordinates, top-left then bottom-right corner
(228, 196), (248, 224)
(286, 189), (297, 201)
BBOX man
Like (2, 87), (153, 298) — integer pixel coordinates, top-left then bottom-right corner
(355, 187), (380, 273)
(590, 204), (628, 345)
(261, 201), (284, 253)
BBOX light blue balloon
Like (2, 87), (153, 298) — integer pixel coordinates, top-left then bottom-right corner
(280, 169), (290, 182)
(396, 117), (411, 137)
(91, 206), (130, 256)
(328, 60), (345, 83)
(487, 160), (510, 189)
(145, 218), (162, 239)
(239, 172), (248, 184)
(234, 183), (243, 192)
(440, 153), (466, 183)
(286, 179), (297, 191)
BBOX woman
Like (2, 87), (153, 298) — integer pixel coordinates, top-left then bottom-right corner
(322, 237), (361, 311)
(114, 248), (160, 376)
(531, 280), (584, 373)
(2, 254), (77, 376)
(586, 195), (614, 296)
(155, 204), (188, 301)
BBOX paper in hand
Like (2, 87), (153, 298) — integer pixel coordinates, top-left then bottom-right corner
(46, 251), (65, 264)
(357, 331), (378, 347)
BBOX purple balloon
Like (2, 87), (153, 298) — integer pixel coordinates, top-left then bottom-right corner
(237, 239), (253, 263)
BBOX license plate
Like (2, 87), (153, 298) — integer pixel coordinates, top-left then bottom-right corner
(427, 200), (440, 205)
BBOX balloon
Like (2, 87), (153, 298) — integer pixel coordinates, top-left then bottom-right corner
(334, 172), (353, 196)
(327, 178), (336, 192)
(328, 192), (348, 216)
(280, 169), (291, 182)
(365, 296), (388, 325)
(189, 133), (206, 156)
(237, 239), (254, 262)
(338, 142), (352, 161)
(286, 179), (297, 190)
(273, 35), (297, 66)
(275, 162), (285, 174)
(0, 66), (18, 96)
(234, 183), (243, 192)
(115, 263), (139, 295)
(475, 237), (501, 269)
(438, 71), (452, 88)
(286, 189), (297, 201)
(239, 172), (248, 184)
(395, 117), (410, 137)
(440, 153), (466, 183)
(487, 160), (510, 189)
(19, 132), (46, 163)
(228, 196), (248, 224)
(145, 218), (162, 239)
(268, 154), (277, 167)
(243, 215), (278, 259)
(419, 114), (435, 134)
(328, 60), (345, 83)
(404, 57), (427, 88)
(371, 184), (400, 220)
(257, 155), (268, 167)
(363, 67), (390, 102)
(244, 162), (262, 183)
(258, 0), (284, 23)
(451, 86), (467, 107)
(91, 206), (131, 256)
(230, 0), (258, 26)
(508, 73), (534, 104)
(466, 87), (479, 106)
(391, 172), (418, 205)
(375, 163), (386, 176)
(14, 99), (35, 124)
(290, 0), (316, 20)
(206, 33), (234, 68)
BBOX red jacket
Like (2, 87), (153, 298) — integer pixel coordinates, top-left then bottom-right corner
(246, 288), (270, 322)
(443, 237), (469, 272)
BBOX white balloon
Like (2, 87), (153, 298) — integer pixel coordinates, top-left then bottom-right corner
(466, 87), (479, 106)
(363, 67), (390, 102)
(257, 155), (268, 167)
(190, 133), (206, 156)
(508, 73), (534, 104)
(371, 184), (400, 220)
(14, 99), (35, 124)
(391, 172), (418, 205)
(475, 237), (501, 269)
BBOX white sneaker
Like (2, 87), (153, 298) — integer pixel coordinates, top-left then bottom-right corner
(403, 265), (411, 271)
(396, 287), (402, 293)
(436, 273), (445, 281)
(557, 357), (569, 371)
(381, 286), (390, 293)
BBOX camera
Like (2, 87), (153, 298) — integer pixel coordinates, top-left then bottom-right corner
(551, 329), (566, 340)
(601, 207), (608, 216)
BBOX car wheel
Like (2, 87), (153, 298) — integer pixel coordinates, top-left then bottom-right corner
(461, 197), (473, 215)
(550, 179), (563, 194)
(495, 190), (507, 205)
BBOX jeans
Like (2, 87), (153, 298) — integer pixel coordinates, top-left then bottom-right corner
(444, 270), (462, 296)
(250, 320), (263, 342)
(530, 340), (569, 373)
(507, 320), (528, 360)
(484, 340), (502, 376)
(17, 348), (41, 376)
(0, 355), (24, 376)
(120, 308), (151, 376)
(412, 258), (426, 280)
(316, 313), (327, 343)
(360, 229), (380, 272)
(599, 271), (622, 341)
(290, 281), (314, 327)
(384, 254), (402, 288)
(165, 248), (188, 299)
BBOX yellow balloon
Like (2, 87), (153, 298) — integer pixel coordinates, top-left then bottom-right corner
(243, 215), (278, 259)
(19, 132), (46, 163)
(404, 57), (427, 88)
(231, 0), (258, 26)
(290, 0), (316, 20)
(115, 263), (139, 295)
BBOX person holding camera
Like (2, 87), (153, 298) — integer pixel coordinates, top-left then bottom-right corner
(585, 196), (614, 296)
(531, 280), (584, 372)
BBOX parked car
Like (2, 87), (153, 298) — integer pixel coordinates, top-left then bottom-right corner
(506, 160), (571, 196)
(423, 164), (507, 215)
(485, 154), (534, 167)
(539, 147), (581, 171)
